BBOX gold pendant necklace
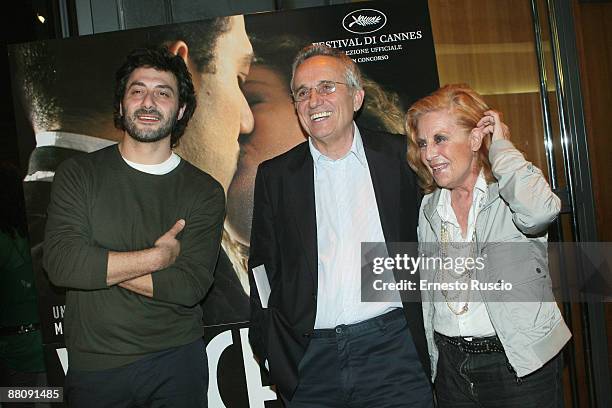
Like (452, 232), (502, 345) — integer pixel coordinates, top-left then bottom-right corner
(437, 221), (476, 315)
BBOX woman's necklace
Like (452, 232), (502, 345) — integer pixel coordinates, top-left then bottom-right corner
(437, 193), (483, 316)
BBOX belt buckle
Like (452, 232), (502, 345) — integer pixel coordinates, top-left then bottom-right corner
(462, 339), (476, 353)
(459, 337), (482, 353)
(17, 324), (36, 335)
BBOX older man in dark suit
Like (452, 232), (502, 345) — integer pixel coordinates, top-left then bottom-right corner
(248, 44), (433, 407)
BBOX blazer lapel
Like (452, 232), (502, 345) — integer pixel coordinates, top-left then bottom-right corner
(286, 145), (318, 287)
(364, 142), (400, 242)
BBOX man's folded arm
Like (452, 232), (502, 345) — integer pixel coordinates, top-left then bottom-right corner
(113, 218), (187, 296)
(43, 161), (181, 290)
(149, 185), (225, 307)
(43, 159), (110, 290)
(44, 160), (223, 302)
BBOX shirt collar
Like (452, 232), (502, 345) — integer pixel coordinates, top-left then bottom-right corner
(308, 122), (367, 168)
(474, 170), (488, 195)
(35, 131), (116, 153)
(437, 170), (488, 221)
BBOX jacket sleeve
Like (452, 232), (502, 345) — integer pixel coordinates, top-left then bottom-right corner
(248, 164), (276, 364)
(151, 184), (225, 307)
(43, 159), (109, 290)
(489, 139), (561, 235)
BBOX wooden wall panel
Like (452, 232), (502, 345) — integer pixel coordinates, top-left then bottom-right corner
(574, 2), (612, 243)
(428, 0), (550, 176)
(573, 0), (612, 392)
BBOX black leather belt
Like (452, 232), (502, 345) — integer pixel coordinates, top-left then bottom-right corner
(0, 323), (40, 336)
(435, 331), (505, 354)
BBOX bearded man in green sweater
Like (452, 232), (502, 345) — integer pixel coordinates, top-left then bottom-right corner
(43, 47), (224, 407)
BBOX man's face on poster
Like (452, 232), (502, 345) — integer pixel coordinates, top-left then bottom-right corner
(226, 63), (307, 244)
(175, 15), (254, 193)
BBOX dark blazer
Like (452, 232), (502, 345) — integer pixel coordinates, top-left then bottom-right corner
(248, 129), (430, 398)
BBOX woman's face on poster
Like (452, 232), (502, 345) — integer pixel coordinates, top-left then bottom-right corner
(225, 64), (307, 244)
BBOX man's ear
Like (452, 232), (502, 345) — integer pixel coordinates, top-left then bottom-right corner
(177, 104), (186, 121)
(470, 127), (484, 152)
(353, 89), (365, 112)
(119, 103), (123, 116)
(167, 41), (189, 63)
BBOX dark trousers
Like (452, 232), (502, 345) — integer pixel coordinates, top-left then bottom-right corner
(65, 338), (207, 408)
(282, 309), (433, 408)
(0, 359), (48, 408)
(434, 333), (564, 408)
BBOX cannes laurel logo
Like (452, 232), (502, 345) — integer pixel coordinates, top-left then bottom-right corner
(342, 9), (387, 34)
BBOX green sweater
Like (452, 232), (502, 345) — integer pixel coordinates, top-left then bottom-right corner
(43, 145), (225, 370)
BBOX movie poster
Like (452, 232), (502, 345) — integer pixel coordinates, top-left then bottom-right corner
(9, 1), (438, 406)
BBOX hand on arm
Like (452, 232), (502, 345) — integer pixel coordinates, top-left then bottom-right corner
(149, 186), (224, 307)
(109, 219), (185, 293)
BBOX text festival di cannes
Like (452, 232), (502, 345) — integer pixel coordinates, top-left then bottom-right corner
(313, 31), (423, 63)
(371, 254), (514, 292)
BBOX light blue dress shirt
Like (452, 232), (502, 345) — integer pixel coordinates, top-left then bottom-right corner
(309, 124), (402, 329)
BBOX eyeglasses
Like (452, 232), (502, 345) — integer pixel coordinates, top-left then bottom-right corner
(292, 80), (349, 102)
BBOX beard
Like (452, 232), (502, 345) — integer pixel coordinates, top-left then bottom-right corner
(123, 107), (177, 143)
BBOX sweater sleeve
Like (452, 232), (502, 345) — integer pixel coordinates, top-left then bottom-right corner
(43, 159), (109, 290)
(151, 182), (225, 307)
(489, 139), (561, 235)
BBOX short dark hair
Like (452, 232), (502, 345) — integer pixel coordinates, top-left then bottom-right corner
(149, 17), (231, 74)
(11, 41), (61, 131)
(113, 47), (196, 147)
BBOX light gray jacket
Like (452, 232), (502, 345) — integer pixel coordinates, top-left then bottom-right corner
(418, 139), (571, 379)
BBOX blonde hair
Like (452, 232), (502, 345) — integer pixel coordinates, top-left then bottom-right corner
(405, 84), (496, 194)
(361, 76), (405, 135)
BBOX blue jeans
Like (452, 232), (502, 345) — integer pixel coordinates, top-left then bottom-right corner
(434, 333), (564, 408)
(283, 309), (433, 408)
